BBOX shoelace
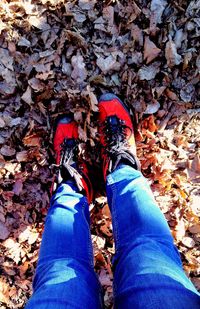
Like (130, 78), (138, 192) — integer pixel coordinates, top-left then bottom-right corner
(102, 116), (132, 154)
(101, 116), (140, 172)
(53, 138), (84, 192)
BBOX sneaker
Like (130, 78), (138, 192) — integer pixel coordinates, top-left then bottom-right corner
(53, 114), (93, 203)
(98, 93), (140, 180)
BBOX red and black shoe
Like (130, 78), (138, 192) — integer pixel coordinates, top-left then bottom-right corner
(98, 93), (141, 180)
(53, 114), (93, 203)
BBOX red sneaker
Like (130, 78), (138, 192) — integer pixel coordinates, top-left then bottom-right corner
(98, 93), (140, 180)
(53, 114), (93, 203)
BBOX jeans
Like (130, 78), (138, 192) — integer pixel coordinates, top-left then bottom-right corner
(26, 165), (200, 308)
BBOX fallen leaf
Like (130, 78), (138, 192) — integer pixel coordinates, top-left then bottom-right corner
(86, 85), (98, 112)
(71, 53), (87, 83)
(29, 16), (49, 30)
(131, 24), (143, 46)
(97, 55), (117, 73)
(144, 101), (160, 114)
(0, 222), (10, 240)
(78, 0), (96, 10)
(189, 224), (200, 234)
(21, 86), (34, 105)
(165, 37), (182, 68)
(144, 36), (161, 64)
(13, 179), (23, 196)
(16, 151), (28, 162)
(180, 84), (195, 102)
(23, 134), (41, 147)
(138, 62), (160, 80)
(150, 0), (167, 33)
(28, 78), (45, 92)
(182, 237), (195, 248)
(0, 145), (16, 157)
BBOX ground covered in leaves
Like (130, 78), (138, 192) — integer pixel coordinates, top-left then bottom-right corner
(0, 0), (200, 308)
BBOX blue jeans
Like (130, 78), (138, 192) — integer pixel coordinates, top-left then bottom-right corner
(26, 165), (200, 308)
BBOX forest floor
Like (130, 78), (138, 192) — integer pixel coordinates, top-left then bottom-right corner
(0, 0), (199, 308)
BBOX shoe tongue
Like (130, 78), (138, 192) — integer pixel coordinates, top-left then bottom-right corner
(107, 115), (120, 129)
(65, 138), (76, 147)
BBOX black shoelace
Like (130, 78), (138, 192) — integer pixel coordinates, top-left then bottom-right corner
(102, 116), (140, 172)
(53, 138), (84, 192)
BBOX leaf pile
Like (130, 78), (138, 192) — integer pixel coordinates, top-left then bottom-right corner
(0, 0), (199, 307)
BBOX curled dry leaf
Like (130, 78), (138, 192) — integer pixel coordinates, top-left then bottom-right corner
(78, 0), (96, 10)
(86, 85), (98, 112)
(165, 37), (182, 68)
(97, 55), (117, 73)
(0, 222), (10, 240)
(150, 0), (167, 33)
(16, 151), (28, 162)
(78, 125), (87, 142)
(0, 145), (16, 157)
(144, 36), (161, 64)
(144, 101), (160, 114)
(65, 30), (87, 50)
(99, 269), (112, 287)
(13, 179), (23, 196)
(182, 237), (195, 248)
(0, 117), (6, 128)
(23, 134), (41, 147)
(189, 224), (200, 234)
(131, 24), (143, 46)
(180, 84), (195, 103)
(28, 78), (45, 92)
(71, 54), (87, 84)
(21, 86), (33, 105)
(28, 16), (49, 31)
(165, 89), (179, 101)
(191, 153), (200, 173)
(138, 62), (160, 80)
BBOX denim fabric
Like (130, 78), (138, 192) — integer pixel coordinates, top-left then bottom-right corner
(106, 165), (200, 308)
(26, 182), (102, 309)
(26, 165), (200, 309)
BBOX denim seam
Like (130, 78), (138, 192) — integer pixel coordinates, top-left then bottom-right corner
(111, 181), (120, 251)
(81, 200), (94, 268)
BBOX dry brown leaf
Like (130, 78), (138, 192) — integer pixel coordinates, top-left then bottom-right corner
(78, 126), (87, 142)
(23, 134), (41, 147)
(165, 37), (182, 68)
(28, 78), (45, 92)
(29, 16), (49, 30)
(138, 62), (160, 80)
(0, 222), (10, 240)
(0, 145), (16, 157)
(86, 85), (98, 112)
(150, 0), (167, 33)
(21, 86), (34, 105)
(182, 237), (195, 248)
(78, 0), (96, 10)
(71, 54), (87, 83)
(0, 279), (10, 305)
(97, 55), (117, 73)
(13, 179), (23, 196)
(131, 24), (143, 46)
(144, 101), (160, 114)
(144, 36), (161, 64)
(165, 89), (179, 101)
(189, 224), (200, 234)
(16, 151), (28, 162)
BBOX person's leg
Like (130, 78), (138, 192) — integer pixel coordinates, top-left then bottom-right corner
(26, 181), (102, 309)
(26, 114), (102, 309)
(97, 93), (199, 308)
(106, 164), (200, 309)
